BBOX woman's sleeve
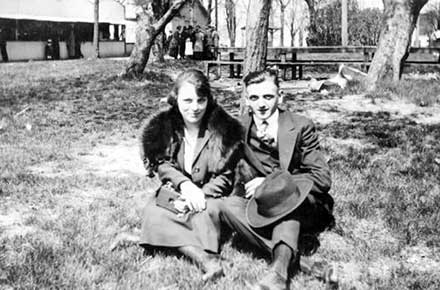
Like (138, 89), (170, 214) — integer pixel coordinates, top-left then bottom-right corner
(202, 169), (234, 197)
(157, 161), (191, 190)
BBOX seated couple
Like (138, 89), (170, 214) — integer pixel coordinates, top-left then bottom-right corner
(139, 69), (336, 290)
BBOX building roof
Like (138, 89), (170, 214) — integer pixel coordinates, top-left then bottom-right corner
(193, 0), (209, 19)
(0, 0), (127, 24)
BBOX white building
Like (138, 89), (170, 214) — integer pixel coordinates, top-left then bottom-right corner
(0, 0), (136, 61)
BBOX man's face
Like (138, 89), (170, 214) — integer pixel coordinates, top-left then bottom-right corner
(245, 79), (280, 121)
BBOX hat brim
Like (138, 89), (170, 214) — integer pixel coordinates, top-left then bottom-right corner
(246, 178), (313, 228)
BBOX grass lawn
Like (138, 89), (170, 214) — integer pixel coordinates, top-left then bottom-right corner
(1, 59), (440, 289)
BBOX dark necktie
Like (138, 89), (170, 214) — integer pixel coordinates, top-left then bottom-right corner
(257, 121), (275, 146)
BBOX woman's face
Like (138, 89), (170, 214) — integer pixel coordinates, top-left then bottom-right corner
(177, 81), (208, 126)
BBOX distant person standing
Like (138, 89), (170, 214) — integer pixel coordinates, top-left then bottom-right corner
(179, 26), (189, 60)
(211, 28), (220, 60)
(432, 29), (440, 47)
(188, 25), (196, 51)
(193, 26), (205, 60)
(45, 39), (55, 60)
(204, 26), (213, 60)
(169, 27), (180, 59)
(0, 26), (9, 62)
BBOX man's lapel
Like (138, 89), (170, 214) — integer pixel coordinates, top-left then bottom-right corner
(278, 110), (298, 170)
(242, 113), (267, 175)
(242, 112), (252, 142)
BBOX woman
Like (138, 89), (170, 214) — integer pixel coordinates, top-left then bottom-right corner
(193, 26), (205, 60)
(139, 69), (243, 281)
(168, 27), (180, 59)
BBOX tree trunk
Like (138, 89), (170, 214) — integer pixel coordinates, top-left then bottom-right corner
(207, 0), (212, 25)
(365, 0), (428, 90)
(289, 1), (298, 46)
(150, 0), (171, 62)
(124, 0), (188, 78)
(92, 0), (99, 59)
(278, 0), (291, 47)
(151, 32), (166, 62)
(304, 0), (316, 41)
(215, 0), (218, 29)
(290, 19), (294, 46)
(280, 5), (285, 47)
(240, 0), (271, 115)
(243, 0), (271, 76)
(225, 0), (236, 47)
(341, 0), (348, 46)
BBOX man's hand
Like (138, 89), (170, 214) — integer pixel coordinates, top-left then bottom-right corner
(179, 181), (206, 212)
(245, 177), (265, 199)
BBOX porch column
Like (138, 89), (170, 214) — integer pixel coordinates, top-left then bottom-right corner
(109, 25), (115, 40)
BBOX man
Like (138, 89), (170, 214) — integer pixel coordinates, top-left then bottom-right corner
(220, 69), (336, 290)
(178, 26), (188, 60)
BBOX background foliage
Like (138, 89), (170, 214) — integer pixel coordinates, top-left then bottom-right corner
(307, 0), (383, 46)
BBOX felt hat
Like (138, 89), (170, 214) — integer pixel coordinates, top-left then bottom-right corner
(246, 171), (313, 228)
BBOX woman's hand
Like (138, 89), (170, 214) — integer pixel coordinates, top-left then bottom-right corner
(245, 177), (265, 199)
(173, 199), (190, 214)
(179, 181), (206, 212)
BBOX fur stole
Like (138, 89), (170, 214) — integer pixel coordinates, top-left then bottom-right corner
(140, 105), (243, 176)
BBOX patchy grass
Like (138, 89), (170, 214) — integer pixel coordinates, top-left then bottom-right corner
(1, 59), (440, 289)
(342, 74), (440, 107)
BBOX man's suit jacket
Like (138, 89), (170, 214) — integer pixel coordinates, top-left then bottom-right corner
(242, 108), (334, 209)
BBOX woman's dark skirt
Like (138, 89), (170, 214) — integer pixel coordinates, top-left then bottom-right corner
(139, 195), (223, 253)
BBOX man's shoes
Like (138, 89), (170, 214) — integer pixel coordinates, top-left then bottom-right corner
(300, 258), (338, 285)
(322, 264), (339, 288)
(252, 270), (287, 290)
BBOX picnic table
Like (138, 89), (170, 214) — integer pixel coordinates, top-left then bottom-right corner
(204, 46), (440, 80)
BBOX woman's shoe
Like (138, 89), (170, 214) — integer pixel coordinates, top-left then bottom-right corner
(178, 245), (224, 282)
(251, 270), (287, 290)
(201, 257), (224, 282)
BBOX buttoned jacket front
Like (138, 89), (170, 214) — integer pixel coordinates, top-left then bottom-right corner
(241, 108), (333, 208)
(141, 105), (243, 198)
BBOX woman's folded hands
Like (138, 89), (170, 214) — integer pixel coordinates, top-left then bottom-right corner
(179, 181), (207, 212)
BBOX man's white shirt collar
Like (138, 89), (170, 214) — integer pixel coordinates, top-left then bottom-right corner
(254, 109), (279, 141)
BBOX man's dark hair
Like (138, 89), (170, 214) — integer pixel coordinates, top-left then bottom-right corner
(243, 69), (279, 88)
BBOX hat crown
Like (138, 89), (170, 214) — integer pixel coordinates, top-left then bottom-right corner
(246, 171), (313, 228)
(254, 172), (300, 217)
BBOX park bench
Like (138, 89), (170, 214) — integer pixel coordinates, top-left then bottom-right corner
(204, 46), (440, 80)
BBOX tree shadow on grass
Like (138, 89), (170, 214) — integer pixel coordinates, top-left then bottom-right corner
(321, 111), (437, 147)
(322, 111), (440, 177)
(1, 69), (174, 108)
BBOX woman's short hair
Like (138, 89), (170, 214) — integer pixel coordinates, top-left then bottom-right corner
(243, 69), (279, 88)
(168, 69), (216, 112)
